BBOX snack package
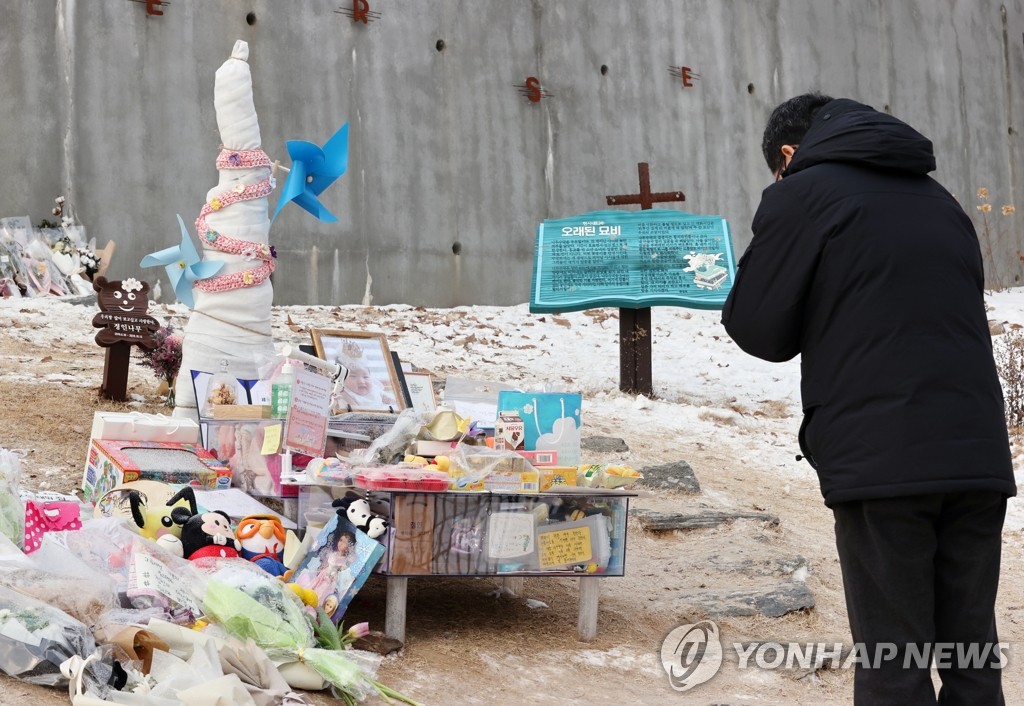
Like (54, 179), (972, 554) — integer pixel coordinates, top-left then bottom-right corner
(576, 464), (643, 489)
(446, 446), (533, 491)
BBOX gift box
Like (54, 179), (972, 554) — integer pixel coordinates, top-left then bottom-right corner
(82, 439), (231, 504)
(90, 411), (200, 444)
(201, 419), (296, 498)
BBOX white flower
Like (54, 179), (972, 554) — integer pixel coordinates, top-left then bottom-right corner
(61, 217), (73, 228)
(55, 196), (65, 204)
(122, 278), (143, 293)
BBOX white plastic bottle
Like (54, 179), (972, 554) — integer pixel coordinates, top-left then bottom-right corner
(271, 363), (296, 419)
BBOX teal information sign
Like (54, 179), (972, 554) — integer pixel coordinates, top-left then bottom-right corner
(530, 210), (737, 313)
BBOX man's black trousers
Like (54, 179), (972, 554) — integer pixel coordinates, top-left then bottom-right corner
(832, 490), (1007, 706)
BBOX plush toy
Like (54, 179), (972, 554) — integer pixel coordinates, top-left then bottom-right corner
(332, 495), (388, 539)
(236, 514), (289, 576)
(167, 487), (241, 560)
(126, 489), (192, 557)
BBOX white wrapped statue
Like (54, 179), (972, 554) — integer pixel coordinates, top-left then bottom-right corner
(142, 40), (348, 420)
(173, 40), (276, 420)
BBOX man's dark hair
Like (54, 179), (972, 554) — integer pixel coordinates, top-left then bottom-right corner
(762, 92), (834, 174)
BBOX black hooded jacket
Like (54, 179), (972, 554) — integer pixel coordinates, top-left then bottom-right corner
(722, 99), (1017, 506)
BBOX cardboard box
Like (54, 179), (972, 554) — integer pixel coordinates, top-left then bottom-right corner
(91, 412), (200, 444)
(83, 439), (232, 504)
(517, 449), (558, 466)
(210, 404), (272, 420)
(483, 470), (540, 493)
(493, 412), (525, 452)
(387, 494), (436, 575)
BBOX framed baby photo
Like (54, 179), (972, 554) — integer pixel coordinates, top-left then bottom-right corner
(310, 329), (406, 414)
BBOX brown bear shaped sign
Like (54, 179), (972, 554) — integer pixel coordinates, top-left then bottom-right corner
(92, 276), (159, 401)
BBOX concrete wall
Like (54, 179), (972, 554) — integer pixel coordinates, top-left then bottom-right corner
(3, 0), (1023, 305)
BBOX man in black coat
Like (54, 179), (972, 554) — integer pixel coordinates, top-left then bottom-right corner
(722, 93), (1017, 704)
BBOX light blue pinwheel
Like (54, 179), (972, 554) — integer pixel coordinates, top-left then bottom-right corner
(139, 215), (224, 309)
(271, 123), (349, 223)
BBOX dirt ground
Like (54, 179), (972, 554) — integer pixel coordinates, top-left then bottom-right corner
(1, 315), (1023, 705)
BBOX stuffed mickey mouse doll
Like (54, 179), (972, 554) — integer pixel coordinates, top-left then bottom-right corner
(332, 494), (389, 539)
(167, 487), (242, 560)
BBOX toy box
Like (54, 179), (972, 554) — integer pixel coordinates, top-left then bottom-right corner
(82, 439), (231, 504)
(201, 419), (296, 498)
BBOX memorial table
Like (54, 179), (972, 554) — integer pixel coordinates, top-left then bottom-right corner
(298, 486), (636, 643)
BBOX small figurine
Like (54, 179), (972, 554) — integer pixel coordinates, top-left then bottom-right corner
(236, 514), (290, 576)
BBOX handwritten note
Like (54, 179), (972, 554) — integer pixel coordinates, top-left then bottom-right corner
(487, 512), (536, 559)
(128, 551), (202, 616)
(537, 522), (594, 569)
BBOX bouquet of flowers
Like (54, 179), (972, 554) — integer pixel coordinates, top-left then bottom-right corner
(138, 326), (183, 406)
(200, 561), (419, 705)
(0, 583), (97, 686)
(0, 449), (24, 550)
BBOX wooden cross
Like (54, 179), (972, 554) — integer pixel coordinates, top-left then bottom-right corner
(606, 162), (685, 210)
(605, 162), (686, 396)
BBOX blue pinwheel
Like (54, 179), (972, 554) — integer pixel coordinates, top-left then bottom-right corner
(271, 123), (349, 223)
(140, 215), (224, 309)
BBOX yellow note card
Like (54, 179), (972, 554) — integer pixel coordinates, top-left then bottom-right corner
(537, 525), (593, 569)
(261, 424), (283, 455)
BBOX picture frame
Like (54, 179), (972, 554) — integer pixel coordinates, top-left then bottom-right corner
(403, 371), (438, 413)
(390, 351), (413, 409)
(310, 329), (406, 414)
